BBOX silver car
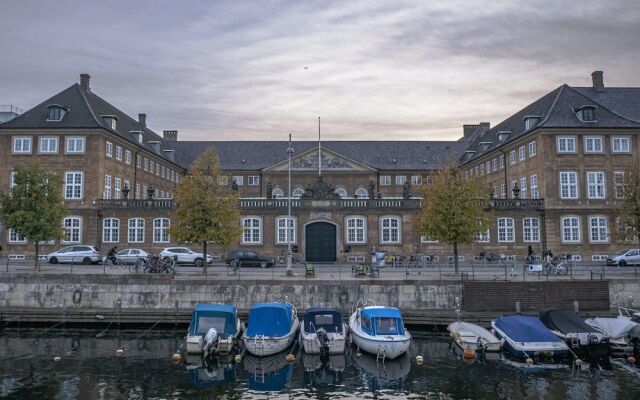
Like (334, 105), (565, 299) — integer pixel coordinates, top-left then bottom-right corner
(159, 247), (213, 267)
(607, 249), (640, 266)
(47, 245), (101, 265)
(103, 248), (149, 265)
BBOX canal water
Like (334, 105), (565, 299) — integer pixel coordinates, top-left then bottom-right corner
(1, 328), (639, 399)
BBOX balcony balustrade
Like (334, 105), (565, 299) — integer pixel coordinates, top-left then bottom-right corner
(98, 198), (176, 210)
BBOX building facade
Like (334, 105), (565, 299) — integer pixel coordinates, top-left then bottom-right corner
(1, 72), (639, 263)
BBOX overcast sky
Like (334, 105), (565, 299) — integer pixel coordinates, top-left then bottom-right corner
(1, 0), (639, 141)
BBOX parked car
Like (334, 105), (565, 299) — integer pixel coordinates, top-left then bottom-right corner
(47, 245), (101, 265)
(159, 247), (213, 267)
(103, 248), (149, 265)
(607, 249), (640, 266)
(225, 250), (275, 268)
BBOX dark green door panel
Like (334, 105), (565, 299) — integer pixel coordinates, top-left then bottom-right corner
(305, 222), (336, 262)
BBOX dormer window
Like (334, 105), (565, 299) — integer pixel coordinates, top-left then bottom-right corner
(575, 106), (596, 122)
(497, 131), (511, 142)
(46, 105), (67, 121)
(102, 115), (118, 130)
(524, 116), (540, 130)
(479, 142), (492, 152)
(464, 150), (476, 161)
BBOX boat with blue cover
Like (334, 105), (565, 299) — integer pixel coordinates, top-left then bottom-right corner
(299, 307), (348, 355)
(491, 315), (569, 359)
(186, 304), (244, 356)
(243, 302), (300, 356)
(349, 300), (411, 360)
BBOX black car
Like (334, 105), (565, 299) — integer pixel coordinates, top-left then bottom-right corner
(225, 250), (275, 268)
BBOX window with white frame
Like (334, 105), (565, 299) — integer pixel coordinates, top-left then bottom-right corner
(511, 180), (517, 198)
(614, 171), (625, 199)
(135, 184), (140, 199)
(272, 188), (284, 199)
(586, 171), (605, 199)
(218, 176), (228, 186)
(248, 176), (260, 186)
(106, 141), (113, 157)
(10, 171), (17, 189)
(556, 136), (577, 153)
(380, 175), (391, 186)
(611, 136), (630, 153)
(380, 216), (401, 244)
(559, 171), (578, 199)
(589, 216), (608, 243)
(561, 216), (581, 243)
(47, 106), (66, 121)
(479, 164), (485, 176)
(63, 217), (82, 243)
(8, 228), (27, 243)
(355, 187), (369, 199)
(102, 218), (119, 243)
(136, 155), (142, 168)
(497, 218), (515, 242)
(475, 229), (490, 243)
(500, 183), (506, 199)
(241, 217), (261, 244)
(395, 176), (407, 185)
(64, 171), (83, 199)
(523, 218), (540, 242)
(276, 217), (295, 244)
(125, 150), (132, 164)
(485, 161), (491, 174)
(345, 216), (366, 243)
(520, 177), (528, 199)
(104, 175), (112, 199)
(115, 146), (123, 161)
(149, 161), (154, 174)
(499, 155), (505, 169)
(411, 176), (422, 185)
(530, 175), (539, 199)
(335, 187), (348, 198)
(114, 178), (121, 199)
(12, 136), (32, 154)
(510, 150), (516, 165)
(65, 136), (85, 154)
(232, 176), (243, 186)
(292, 188), (304, 199)
(128, 218), (145, 243)
(39, 137), (58, 154)
(143, 158), (149, 171)
(528, 141), (536, 157)
(142, 185), (147, 198)
(153, 218), (170, 243)
(155, 163), (160, 175)
(584, 136), (603, 153)
(519, 146), (525, 161)
(491, 158), (497, 172)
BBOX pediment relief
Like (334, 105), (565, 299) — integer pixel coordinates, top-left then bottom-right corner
(265, 148), (374, 172)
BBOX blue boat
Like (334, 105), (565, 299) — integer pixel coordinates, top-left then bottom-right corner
(186, 304), (244, 356)
(491, 315), (569, 359)
(243, 302), (299, 356)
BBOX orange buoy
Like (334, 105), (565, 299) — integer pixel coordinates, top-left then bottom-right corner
(285, 354), (295, 362)
(627, 356), (636, 364)
(171, 353), (182, 362)
(463, 348), (476, 359)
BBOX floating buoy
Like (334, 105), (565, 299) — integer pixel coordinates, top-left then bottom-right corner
(525, 357), (534, 365)
(171, 353), (182, 362)
(415, 355), (424, 365)
(53, 356), (62, 362)
(463, 348), (476, 359)
(234, 354), (242, 363)
(575, 358), (583, 366)
(627, 356), (636, 364)
(116, 349), (125, 356)
(285, 354), (295, 362)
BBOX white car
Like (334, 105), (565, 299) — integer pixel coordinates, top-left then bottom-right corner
(47, 245), (101, 265)
(159, 247), (213, 267)
(607, 249), (640, 266)
(103, 248), (149, 265)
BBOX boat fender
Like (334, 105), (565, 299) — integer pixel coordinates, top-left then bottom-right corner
(53, 356), (61, 362)
(627, 356), (636, 364)
(525, 357), (534, 365)
(72, 289), (82, 304)
(415, 355), (424, 365)
(285, 354), (295, 362)
(116, 349), (124, 356)
(171, 353), (182, 363)
(234, 355), (242, 363)
(574, 358), (583, 366)
(463, 348), (476, 359)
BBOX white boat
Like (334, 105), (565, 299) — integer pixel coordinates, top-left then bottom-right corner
(585, 314), (638, 355)
(186, 304), (243, 356)
(243, 302), (300, 356)
(447, 321), (502, 352)
(299, 307), (348, 355)
(349, 301), (411, 360)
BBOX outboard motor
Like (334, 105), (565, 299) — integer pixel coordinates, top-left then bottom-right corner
(317, 328), (330, 359)
(203, 328), (218, 357)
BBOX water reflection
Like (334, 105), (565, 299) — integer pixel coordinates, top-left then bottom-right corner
(184, 354), (237, 389)
(243, 350), (294, 391)
(351, 352), (411, 392)
(301, 352), (345, 386)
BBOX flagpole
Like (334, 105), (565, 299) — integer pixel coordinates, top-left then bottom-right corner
(286, 133), (294, 277)
(318, 116), (321, 177)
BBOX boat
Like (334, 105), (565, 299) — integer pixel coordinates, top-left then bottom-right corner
(243, 302), (300, 356)
(539, 309), (610, 362)
(186, 304), (243, 356)
(491, 315), (569, 359)
(447, 321), (501, 352)
(585, 314), (638, 356)
(349, 300), (411, 360)
(299, 307), (348, 355)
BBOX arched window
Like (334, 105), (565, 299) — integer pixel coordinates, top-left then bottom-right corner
(47, 105), (67, 121)
(272, 188), (284, 199)
(292, 188), (304, 199)
(63, 217), (82, 243)
(345, 216), (366, 244)
(153, 218), (170, 243)
(380, 216), (401, 244)
(275, 217), (296, 244)
(242, 217), (262, 244)
(103, 218), (119, 243)
(128, 218), (145, 243)
(335, 187), (348, 198)
(561, 216), (580, 243)
(355, 187), (369, 199)
(589, 216), (608, 243)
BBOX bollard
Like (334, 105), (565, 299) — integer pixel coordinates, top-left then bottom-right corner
(602, 266), (605, 279)
(574, 301), (579, 313)
(504, 264), (507, 281)
(515, 301), (521, 314)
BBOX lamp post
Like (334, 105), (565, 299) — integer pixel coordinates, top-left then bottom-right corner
(286, 134), (294, 277)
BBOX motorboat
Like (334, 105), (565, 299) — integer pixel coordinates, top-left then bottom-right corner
(186, 304), (243, 356)
(491, 315), (569, 359)
(243, 302), (299, 356)
(585, 314), (639, 356)
(299, 307), (348, 355)
(447, 321), (501, 352)
(349, 301), (411, 360)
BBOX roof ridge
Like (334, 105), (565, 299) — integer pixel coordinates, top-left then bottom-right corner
(565, 85), (640, 124)
(538, 84), (567, 127)
(75, 83), (102, 126)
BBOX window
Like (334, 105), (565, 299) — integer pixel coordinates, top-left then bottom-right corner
(561, 217), (581, 243)
(519, 146), (525, 161)
(8, 228), (27, 243)
(520, 177), (528, 199)
(276, 217), (295, 244)
(411, 176), (422, 185)
(144, 158), (149, 171)
(475, 229), (490, 243)
(39, 137), (58, 154)
(485, 161), (491, 174)
(292, 188), (304, 199)
(241, 217), (262, 244)
(559, 171), (578, 199)
(153, 218), (170, 243)
(586, 171), (605, 199)
(525, 117), (539, 130)
(614, 171), (625, 199)
(125, 150), (132, 164)
(355, 188), (369, 199)
(135, 184), (141, 199)
(114, 178), (121, 199)
(579, 107), (595, 122)
(47, 106), (66, 121)
(346, 217), (366, 244)
(479, 164), (485, 176)
(272, 188), (284, 199)
(106, 141), (113, 157)
(335, 187), (348, 198)
(500, 183), (506, 199)
(115, 146), (123, 161)
(12, 136), (32, 154)
(491, 158), (497, 172)
(584, 136), (603, 153)
(528, 141), (536, 157)
(523, 218), (540, 242)
(511, 180), (517, 198)
(64, 172), (83, 199)
(248, 176), (260, 186)
(124, 180), (130, 196)
(230, 176), (243, 186)
(589, 217), (608, 243)
(380, 216), (401, 244)
(510, 150), (516, 165)
(63, 217), (82, 243)
(155, 163), (160, 176)
(497, 218), (515, 242)
(136, 155), (142, 168)
(65, 137), (85, 154)
(395, 176), (407, 185)
(149, 161), (154, 174)
(218, 176), (228, 186)
(103, 116), (117, 130)
(530, 175), (539, 199)
(104, 175), (112, 199)
(128, 218), (145, 243)
(611, 136), (630, 153)
(103, 218), (119, 243)
(557, 136), (577, 153)
(499, 155), (505, 169)
(380, 175), (391, 186)
(10, 171), (17, 189)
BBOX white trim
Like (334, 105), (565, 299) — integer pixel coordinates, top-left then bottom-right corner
(379, 215), (401, 244)
(497, 217), (515, 243)
(561, 216), (581, 243)
(153, 218), (170, 243)
(611, 136), (631, 153)
(522, 217), (540, 242)
(241, 216), (263, 245)
(62, 216), (82, 244)
(12, 136), (32, 154)
(64, 136), (86, 154)
(128, 218), (145, 243)
(583, 135), (604, 154)
(102, 218), (120, 243)
(64, 171), (84, 200)
(556, 136), (577, 153)
(559, 171), (578, 199)
(38, 136), (59, 154)
(275, 216), (297, 245)
(345, 215), (367, 244)
(588, 215), (609, 243)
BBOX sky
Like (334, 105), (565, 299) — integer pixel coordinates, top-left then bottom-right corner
(1, 0), (639, 141)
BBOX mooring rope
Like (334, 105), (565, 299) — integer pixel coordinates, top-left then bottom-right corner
(120, 321), (161, 350)
(32, 320), (66, 337)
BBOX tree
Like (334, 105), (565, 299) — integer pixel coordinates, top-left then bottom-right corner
(414, 163), (491, 273)
(169, 148), (243, 274)
(0, 164), (67, 269)
(614, 162), (640, 243)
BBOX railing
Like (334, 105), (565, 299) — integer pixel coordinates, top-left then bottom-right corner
(99, 199), (176, 210)
(489, 198), (544, 209)
(239, 198), (422, 210)
(0, 105), (24, 114)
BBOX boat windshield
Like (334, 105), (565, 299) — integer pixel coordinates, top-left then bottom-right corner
(374, 317), (401, 335)
(196, 316), (227, 335)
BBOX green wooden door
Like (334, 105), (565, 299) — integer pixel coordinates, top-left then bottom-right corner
(305, 222), (336, 262)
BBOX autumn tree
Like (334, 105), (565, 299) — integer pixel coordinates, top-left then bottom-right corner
(0, 164), (67, 269)
(414, 163), (491, 273)
(614, 161), (640, 243)
(169, 148), (243, 274)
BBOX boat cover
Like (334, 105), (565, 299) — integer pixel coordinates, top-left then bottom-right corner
(585, 317), (637, 339)
(246, 303), (294, 337)
(539, 309), (599, 335)
(493, 315), (564, 343)
(630, 325), (640, 340)
(303, 307), (344, 333)
(360, 307), (405, 336)
(188, 304), (238, 337)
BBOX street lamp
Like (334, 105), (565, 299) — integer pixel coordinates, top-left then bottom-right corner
(286, 134), (294, 277)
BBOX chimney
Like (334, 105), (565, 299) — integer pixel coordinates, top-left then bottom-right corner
(463, 124), (479, 139)
(80, 73), (91, 92)
(163, 149), (176, 161)
(478, 122), (490, 134)
(592, 71), (604, 92)
(148, 140), (161, 153)
(163, 130), (178, 141)
(138, 113), (147, 128)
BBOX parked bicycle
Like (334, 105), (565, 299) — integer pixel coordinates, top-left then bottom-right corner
(542, 257), (569, 276)
(131, 255), (175, 274)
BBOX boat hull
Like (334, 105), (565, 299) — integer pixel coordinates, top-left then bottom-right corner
(299, 324), (348, 354)
(243, 318), (300, 356)
(492, 321), (568, 359)
(349, 313), (410, 359)
(447, 321), (502, 352)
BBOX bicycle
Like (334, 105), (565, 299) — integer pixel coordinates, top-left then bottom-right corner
(542, 258), (569, 276)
